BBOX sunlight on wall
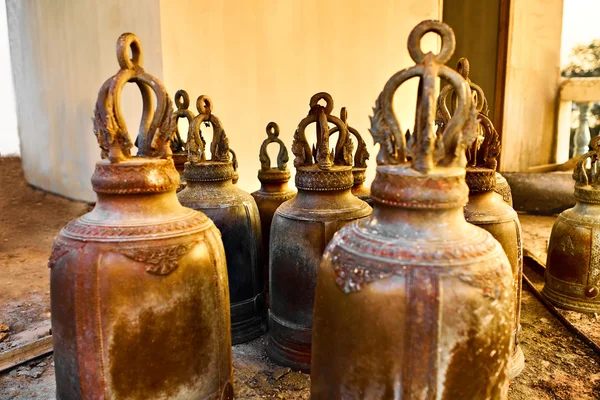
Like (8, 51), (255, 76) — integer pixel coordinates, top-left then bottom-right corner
(0, 0), (19, 156)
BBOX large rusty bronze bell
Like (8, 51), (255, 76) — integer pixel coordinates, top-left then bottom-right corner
(177, 94), (265, 344)
(330, 107), (372, 205)
(310, 21), (514, 399)
(170, 89), (195, 192)
(543, 136), (600, 312)
(437, 57), (524, 379)
(251, 122), (296, 303)
(267, 92), (372, 371)
(49, 33), (233, 399)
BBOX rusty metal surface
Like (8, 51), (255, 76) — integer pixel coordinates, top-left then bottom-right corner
(49, 33), (233, 399)
(438, 57), (524, 379)
(178, 95), (265, 345)
(267, 92), (371, 372)
(251, 122), (296, 305)
(543, 137), (600, 313)
(310, 21), (514, 399)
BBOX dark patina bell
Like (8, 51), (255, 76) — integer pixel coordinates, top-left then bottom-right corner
(438, 57), (524, 379)
(310, 21), (514, 399)
(49, 33), (233, 399)
(178, 95), (265, 344)
(543, 136), (600, 312)
(251, 122), (296, 301)
(330, 107), (372, 205)
(268, 92), (372, 371)
(230, 148), (239, 185)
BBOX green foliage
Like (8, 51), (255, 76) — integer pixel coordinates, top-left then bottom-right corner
(562, 39), (600, 77)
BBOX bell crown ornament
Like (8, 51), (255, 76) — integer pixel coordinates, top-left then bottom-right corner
(170, 89), (195, 153)
(437, 57), (501, 192)
(184, 95), (235, 182)
(91, 33), (179, 194)
(257, 122), (291, 183)
(369, 20), (478, 208)
(291, 92), (355, 191)
(573, 136), (600, 203)
(329, 107), (370, 185)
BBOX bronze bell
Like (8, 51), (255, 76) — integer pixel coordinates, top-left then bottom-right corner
(543, 136), (600, 312)
(330, 107), (372, 205)
(177, 95), (266, 344)
(437, 57), (524, 379)
(48, 33), (233, 399)
(268, 92), (372, 371)
(310, 21), (514, 399)
(495, 172), (513, 206)
(251, 122), (296, 303)
(171, 90), (195, 192)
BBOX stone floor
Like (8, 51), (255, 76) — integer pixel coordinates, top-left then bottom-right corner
(1, 157), (599, 399)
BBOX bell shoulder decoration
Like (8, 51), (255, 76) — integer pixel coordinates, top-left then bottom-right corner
(310, 21), (514, 399)
(251, 122), (296, 302)
(170, 89), (195, 192)
(267, 92), (372, 372)
(438, 57), (524, 379)
(49, 33), (233, 400)
(329, 107), (372, 205)
(543, 136), (600, 312)
(177, 94), (266, 344)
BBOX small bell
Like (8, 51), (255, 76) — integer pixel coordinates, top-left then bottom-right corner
(267, 92), (372, 371)
(543, 136), (600, 312)
(437, 57), (524, 378)
(251, 122), (296, 303)
(178, 95), (266, 344)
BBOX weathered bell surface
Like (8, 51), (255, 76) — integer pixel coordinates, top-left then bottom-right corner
(178, 94), (266, 344)
(48, 33), (233, 399)
(310, 21), (514, 399)
(330, 107), (372, 206)
(251, 122), (296, 303)
(543, 136), (600, 312)
(267, 92), (372, 371)
(438, 57), (524, 379)
(170, 90), (194, 192)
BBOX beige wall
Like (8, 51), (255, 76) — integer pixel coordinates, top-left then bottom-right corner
(9, 0), (442, 202)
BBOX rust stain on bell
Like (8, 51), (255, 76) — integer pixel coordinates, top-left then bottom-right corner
(438, 57), (524, 379)
(48, 33), (233, 399)
(544, 136), (600, 312)
(310, 21), (514, 399)
(177, 94), (266, 344)
(251, 122), (296, 303)
(267, 92), (372, 372)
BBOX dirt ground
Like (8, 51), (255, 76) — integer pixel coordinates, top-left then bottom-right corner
(0, 157), (599, 399)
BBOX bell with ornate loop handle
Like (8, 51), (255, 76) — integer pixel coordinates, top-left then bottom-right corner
(177, 94), (265, 344)
(543, 136), (600, 312)
(310, 21), (514, 399)
(170, 89), (195, 192)
(49, 33), (233, 399)
(437, 57), (524, 379)
(267, 92), (372, 372)
(251, 122), (296, 303)
(329, 107), (372, 205)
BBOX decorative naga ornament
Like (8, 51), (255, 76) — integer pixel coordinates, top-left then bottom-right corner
(171, 89), (195, 192)
(310, 21), (514, 399)
(330, 108), (372, 205)
(438, 57), (524, 379)
(178, 95), (265, 344)
(251, 122), (296, 301)
(49, 33), (233, 399)
(230, 148), (240, 184)
(543, 136), (600, 312)
(268, 92), (372, 371)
